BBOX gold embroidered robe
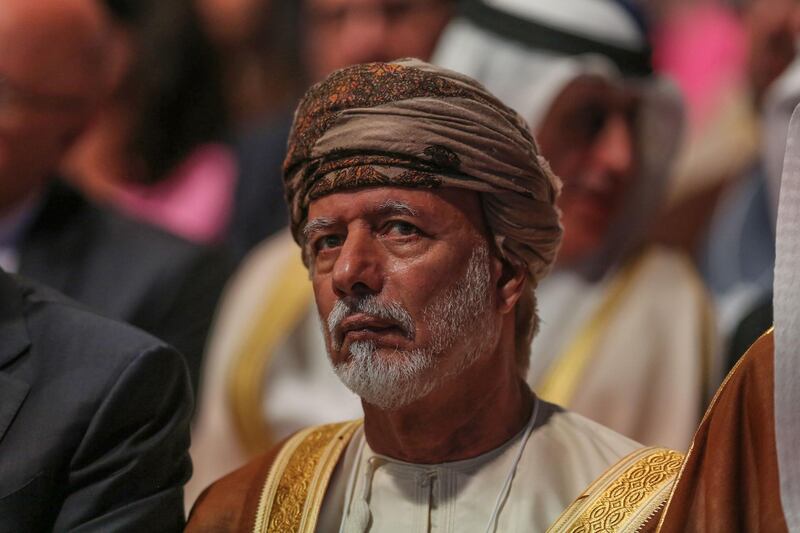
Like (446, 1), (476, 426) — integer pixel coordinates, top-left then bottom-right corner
(187, 400), (683, 532)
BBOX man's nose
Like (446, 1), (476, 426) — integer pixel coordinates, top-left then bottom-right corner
(590, 114), (636, 182)
(331, 228), (383, 297)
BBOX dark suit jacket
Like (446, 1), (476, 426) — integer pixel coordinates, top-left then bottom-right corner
(0, 270), (192, 532)
(18, 180), (234, 395)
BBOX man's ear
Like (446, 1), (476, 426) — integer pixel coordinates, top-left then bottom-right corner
(492, 255), (527, 315)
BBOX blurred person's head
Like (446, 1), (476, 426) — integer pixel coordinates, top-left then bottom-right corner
(195, 0), (270, 49)
(435, 0), (682, 275)
(735, 0), (800, 105)
(302, 0), (455, 82)
(535, 75), (638, 265)
(0, 0), (109, 215)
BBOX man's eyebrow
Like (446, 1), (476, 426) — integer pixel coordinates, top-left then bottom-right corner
(303, 217), (337, 239)
(373, 200), (419, 217)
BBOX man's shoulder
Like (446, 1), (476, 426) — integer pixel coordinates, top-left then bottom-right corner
(535, 400), (642, 461)
(525, 402), (643, 507)
(534, 402), (682, 532)
(616, 247), (713, 327)
(0, 273), (192, 532)
(187, 420), (361, 533)
(25, 180), (234, 321)
(16, 274), (180, 368)
(186, 437), (289, 532)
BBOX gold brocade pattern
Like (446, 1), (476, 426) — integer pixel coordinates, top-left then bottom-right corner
(267, 423), (341, 532)
(254, 421), (362, 533)
(569, 450), (684, 533)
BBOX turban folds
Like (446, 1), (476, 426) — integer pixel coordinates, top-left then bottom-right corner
(283, 59), (562, 283)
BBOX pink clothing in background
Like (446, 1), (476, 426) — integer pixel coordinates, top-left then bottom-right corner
(652, 2), (747, 128)
(111, 143), (237, 244)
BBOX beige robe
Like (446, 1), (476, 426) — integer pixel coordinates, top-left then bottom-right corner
(531, 247), (716, 450)
(318, 402), (640, 532)
(187, 399), (674, 532)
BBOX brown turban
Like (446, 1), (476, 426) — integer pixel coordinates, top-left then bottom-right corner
(283, 58), (562, 284)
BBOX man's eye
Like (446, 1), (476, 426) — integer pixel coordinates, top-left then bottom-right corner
(385, 220), (420, 237)
(315, 234), (343, 251)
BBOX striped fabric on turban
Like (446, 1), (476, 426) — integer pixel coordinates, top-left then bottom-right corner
(283, 58), (562, 284)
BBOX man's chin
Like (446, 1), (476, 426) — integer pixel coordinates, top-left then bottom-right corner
(330, 343), (438, 411)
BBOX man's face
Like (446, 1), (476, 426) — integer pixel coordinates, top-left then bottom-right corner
(0, 7), (99, 214)
(0, 74), (91, 209)
(302, 0), (453, 81)
(536, 76), (638, 266)
(305, 186), (501, 410)
(195, 0), (265, 47)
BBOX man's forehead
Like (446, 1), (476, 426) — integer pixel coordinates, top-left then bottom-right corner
(302, 186), (488, 243)
(0, 0), (109, 98)
(307, 187), (434, 221)
(305, 186), (482, 219)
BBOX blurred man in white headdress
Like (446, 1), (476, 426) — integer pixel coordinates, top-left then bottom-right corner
(433, 0), (715, 450)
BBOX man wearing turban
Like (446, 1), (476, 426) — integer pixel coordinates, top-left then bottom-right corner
(186, 1), (705, 507)
(433, 0), (715, 450)
(187, 59), (681, 533)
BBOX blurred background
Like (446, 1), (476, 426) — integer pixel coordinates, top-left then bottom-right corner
(4, 0), (800, 510)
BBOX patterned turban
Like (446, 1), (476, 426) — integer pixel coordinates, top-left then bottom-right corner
(283, 58), (562, 284)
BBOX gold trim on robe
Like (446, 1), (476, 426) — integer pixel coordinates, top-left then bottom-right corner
(547, 446), (684, 533)
(253, 420), (362, 533)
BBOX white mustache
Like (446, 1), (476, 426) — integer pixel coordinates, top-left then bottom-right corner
(327, 295), (416, 350)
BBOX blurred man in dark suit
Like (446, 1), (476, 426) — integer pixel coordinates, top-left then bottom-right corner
(0, 268), (192, 531)
(0, 0), (232, 395)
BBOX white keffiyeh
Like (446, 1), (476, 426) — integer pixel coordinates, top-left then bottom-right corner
(774, 103), (800, 532)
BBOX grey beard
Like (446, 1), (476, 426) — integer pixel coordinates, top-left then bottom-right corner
(327, 244), (495, 410)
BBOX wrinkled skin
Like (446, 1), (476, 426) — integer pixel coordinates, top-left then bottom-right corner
(304, 186), (533, 463)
